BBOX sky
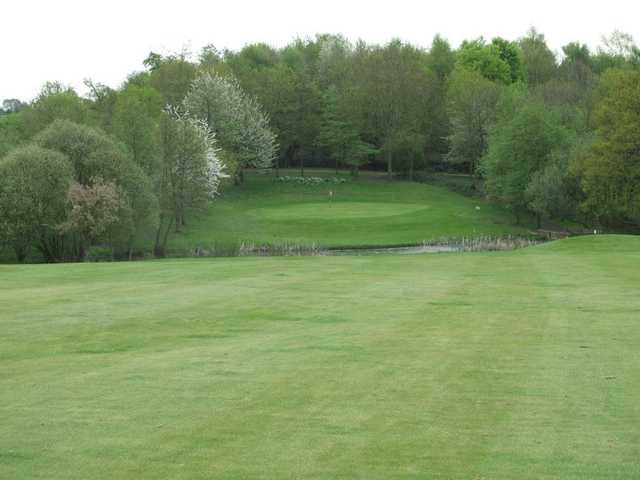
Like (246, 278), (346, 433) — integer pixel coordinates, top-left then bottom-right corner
(2, 0), (639, 101)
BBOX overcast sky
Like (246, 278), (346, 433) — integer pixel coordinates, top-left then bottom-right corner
(2, 0), (639, 101)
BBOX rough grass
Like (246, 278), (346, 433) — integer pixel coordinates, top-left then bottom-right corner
(1, 235), (639, 479)
(168, 169), (531, 255)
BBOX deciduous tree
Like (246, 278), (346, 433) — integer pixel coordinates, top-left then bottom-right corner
(482, 100), (568, 223)
(35, 120), (158, 252)
(183, 73), (277, 180)
(0, 146), (73, 262)
(519, 29), (557, 86)
(58, 178), (128, 260)
(571, 69), (640, 228)
(112, 84), (163, 173)
(345, 40), (434, 179)
(445, 67), (501, 176)
(154, 108), (226, 256)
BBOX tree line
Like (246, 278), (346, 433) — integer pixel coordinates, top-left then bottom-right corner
(0, 68), (277, 261)
(1, 28), (640, 262)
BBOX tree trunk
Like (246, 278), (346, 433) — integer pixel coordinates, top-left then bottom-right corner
(38, 234), (59, 263)
(15, 247), (26, 263)
(386, 150), (393, 181)
(154, 215), (175, 258)
(162, 218), (174, 254)
(154, 215), (165, 257)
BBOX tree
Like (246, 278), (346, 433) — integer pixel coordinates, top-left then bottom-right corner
(490, 37), (525, 83)
(560, 43), (595, 92)
(525, 152), (575, 224)
(154, 108), (226, 256)
(58, 178), (127, 260)
(2, 99), (25, 114)
(592, 31), (640, 72)
(345, 40), (434, 179)
(571, 69), (640, 228)
(112, 84), (163, 173)
(19, 82), (91, 138)
(224, 43), (279, 80)
(562, 42), (591, 66)
(0, 146), (74, 262)
(199, 44), (222, 69)
(147, 51), (197, 106)
(0, 112), (23, 157)
(316, 34), (353, 89)
(386, 128), (427, 180)
(481, 100), (568, 223)
(317, 86), (377, 175)
(445, 66), (501, 176)
(600, 30), (640, 60)
(242, 62), (322, 174)
(225, 39), (328, 175)
(519, 29), (557, 86)
(183, 73), (277, 180)
(84, 79), (119, 131)
(426, 35), (456, 162)
(34, 120), (158, 254)
(345, 140), (379, 176)
(456, 38), (513, 84)
(143, 52), (163, 71)
(427, 35), (456, 80)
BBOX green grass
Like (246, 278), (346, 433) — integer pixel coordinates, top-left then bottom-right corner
(168, 170), (530, 254)
(2, 235), (639, 478)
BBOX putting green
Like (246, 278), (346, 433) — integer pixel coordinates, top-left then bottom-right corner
(168, 172), (531, 254)
(249, 201), (429, 220)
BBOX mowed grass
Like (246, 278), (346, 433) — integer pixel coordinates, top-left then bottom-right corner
(1, 235), (639, 479)
(169, 170), (529, 253)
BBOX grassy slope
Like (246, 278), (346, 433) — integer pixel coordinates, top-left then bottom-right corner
(168, 170), (529, 253)
(1, 235), (639, 479)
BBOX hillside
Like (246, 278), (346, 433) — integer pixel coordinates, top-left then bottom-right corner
(168, 170), (531, 255)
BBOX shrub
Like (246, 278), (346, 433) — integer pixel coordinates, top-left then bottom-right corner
(0, 146), (74, 262)
(275, 176), (348, 186)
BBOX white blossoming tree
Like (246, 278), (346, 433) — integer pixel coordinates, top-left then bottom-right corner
(183, 73), (277, 181)
(154, 106), (227, 256)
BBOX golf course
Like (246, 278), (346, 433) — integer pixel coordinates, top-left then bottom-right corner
(2, 234), (639, 478)
(168, 172), (530, 255)
(2, 13), (640, 478)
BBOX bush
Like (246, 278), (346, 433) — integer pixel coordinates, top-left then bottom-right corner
(35, 120), (159, 248)
(0, 146), (74, 262)
(275, 176), (348, 186)
(86, 246), (114, 262)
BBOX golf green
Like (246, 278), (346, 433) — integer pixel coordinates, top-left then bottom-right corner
(249, 202), (429, 220)
(169, 172), (530, 253)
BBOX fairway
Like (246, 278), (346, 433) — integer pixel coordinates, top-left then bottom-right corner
(1, 235), (639, 478)
(168, 172), (530, 254)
